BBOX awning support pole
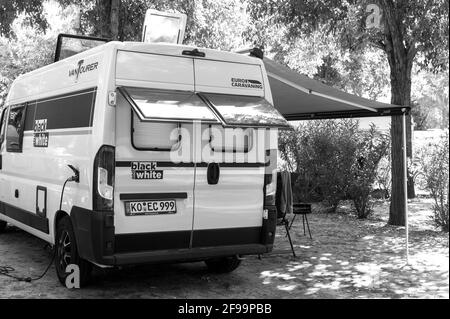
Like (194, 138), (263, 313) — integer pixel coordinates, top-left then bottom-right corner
(402, 109), (409, 264)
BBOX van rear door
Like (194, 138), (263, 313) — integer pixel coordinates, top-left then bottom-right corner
(114, 51), (289, 253)
(191, 59), (288, 248)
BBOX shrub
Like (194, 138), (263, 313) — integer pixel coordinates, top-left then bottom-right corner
(279, 119), (387, 217)
(420, 132), (449, 232)
(279, 119), (359, 212)
(347, 125), (389, 218)
(375, 151), (391, 199)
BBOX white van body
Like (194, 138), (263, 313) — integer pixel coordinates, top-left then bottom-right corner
(0, 42), (286, 277)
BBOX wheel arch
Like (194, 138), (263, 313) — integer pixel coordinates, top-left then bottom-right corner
(53, 210), (69, 238)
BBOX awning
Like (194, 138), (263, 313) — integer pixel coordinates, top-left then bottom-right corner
(262, 55), (411, 264)
(264, 58), (406, 120)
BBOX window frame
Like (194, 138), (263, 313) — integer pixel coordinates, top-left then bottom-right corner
(6, 103), (27, 153)
(0, 106), (8, 148)
(118, 86), (220, 124)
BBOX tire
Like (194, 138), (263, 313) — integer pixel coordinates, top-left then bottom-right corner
(205, 256), (241, 273)
(0, 220), (6, 233)
(55, 216), (92, 287)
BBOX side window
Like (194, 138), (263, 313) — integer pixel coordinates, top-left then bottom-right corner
(0, 107), (8, 147)
(6, 104), (26, 153)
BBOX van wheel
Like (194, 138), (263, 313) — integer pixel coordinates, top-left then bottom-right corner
(205, 256), (241, 273)
(0, 220), (6, 233)
(55, 216), (92, 287)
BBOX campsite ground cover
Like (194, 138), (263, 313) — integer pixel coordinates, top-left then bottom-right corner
(0, 197), (448, 299)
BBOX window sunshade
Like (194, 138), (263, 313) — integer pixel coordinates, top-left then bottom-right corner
(120, 87), (290, 128)
(200, 93), (290, 128)
(121, 87), (219, 123)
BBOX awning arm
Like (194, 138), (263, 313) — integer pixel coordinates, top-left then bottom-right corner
(267, 72), (378, 113)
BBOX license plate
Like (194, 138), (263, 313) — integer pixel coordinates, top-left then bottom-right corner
(125, 200), (176, 216)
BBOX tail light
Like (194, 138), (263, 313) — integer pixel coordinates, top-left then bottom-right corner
(93, 145), (115, 211)
(264, 149), (278, 206)
(264, 172), (277, 206)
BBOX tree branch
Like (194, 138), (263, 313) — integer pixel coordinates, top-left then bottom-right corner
(407, 40), (417, 61)
(371, 39), (386, 50)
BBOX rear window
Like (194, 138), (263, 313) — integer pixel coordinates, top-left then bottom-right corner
(120, 87), (219, 123)
(200, 93), (290, 128)
(132, 114), (179, 151)
(210, 126), (252, 152)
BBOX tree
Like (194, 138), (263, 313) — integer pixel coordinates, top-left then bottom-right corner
(60, 0), (248, 50)
(58, 0), (121, 39)
(412, 66), (449, 129)
(1, 0), (251, 109)
(0, 1), (79, 109)
(248, 0), (449, 225)
(0, 0), (47, 36)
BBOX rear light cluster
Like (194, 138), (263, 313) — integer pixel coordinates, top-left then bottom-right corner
(264, 149), (278, 206)
(93, 145), (115, 211)
(264, 172), (277, 206)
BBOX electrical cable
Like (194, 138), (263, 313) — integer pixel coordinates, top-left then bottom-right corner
(0, 176), (73, 283)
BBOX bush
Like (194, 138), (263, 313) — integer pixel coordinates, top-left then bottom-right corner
(347, 125), (389, 218)
(375, 151), (391, 199)
(279, 120), (388, 217)
(279, 119), (358, 212)
(420, 132), (449, 232)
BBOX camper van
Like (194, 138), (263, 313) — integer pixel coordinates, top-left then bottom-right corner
(0, 39), (289, 285)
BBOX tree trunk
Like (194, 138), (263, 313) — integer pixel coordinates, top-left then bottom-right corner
(389, 65), (415, 200)
(110, 0), (119, 40)
(97, 0), (112, 38)
(381, 0), (417, 225)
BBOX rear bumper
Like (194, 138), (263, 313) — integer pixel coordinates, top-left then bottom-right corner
(70, 205), (277, 267)
(113, 244), (270, 266)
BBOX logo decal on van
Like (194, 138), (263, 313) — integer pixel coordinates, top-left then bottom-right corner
(69, 59), (99, 81)
(33, 119), (49, 147)
(131, 161), (163, 179)
(231, 78), (263, 89)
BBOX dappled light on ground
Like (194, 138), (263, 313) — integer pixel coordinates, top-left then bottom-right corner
(0, 198), (447, 298)
(258, 198), (448, 298)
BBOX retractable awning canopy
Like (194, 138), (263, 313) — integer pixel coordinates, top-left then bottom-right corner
(264, 58), (405, 120)
(260, 56), (411, 264)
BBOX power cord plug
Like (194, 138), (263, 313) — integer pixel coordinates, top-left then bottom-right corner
(67, 164), (80, 183)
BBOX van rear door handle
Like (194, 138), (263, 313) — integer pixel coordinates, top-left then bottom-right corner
(182, 48), (205, 57)
(207, 162), (220, 185)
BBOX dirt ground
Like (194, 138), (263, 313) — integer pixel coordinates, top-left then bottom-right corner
(0, 197), (448, 299)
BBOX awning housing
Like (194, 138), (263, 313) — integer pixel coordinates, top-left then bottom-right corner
(263, 58), (406, 120)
